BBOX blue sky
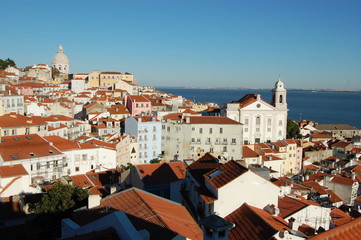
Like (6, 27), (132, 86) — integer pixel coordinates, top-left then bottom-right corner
(1, 0), (360, 90)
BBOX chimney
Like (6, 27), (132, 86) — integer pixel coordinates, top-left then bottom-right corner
(88, 194), (101, 209)
(288, 217), (296, 230)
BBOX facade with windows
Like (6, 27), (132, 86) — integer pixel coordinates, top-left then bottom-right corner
(161, 114), (243, 161)
(0, 91), (24, 115)
(124, 116), (161, 164)
(222, 78), (288, 144)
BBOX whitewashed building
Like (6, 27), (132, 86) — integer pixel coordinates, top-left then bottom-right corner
(162, 113), (243, 161)
(223, 78), (288, 144)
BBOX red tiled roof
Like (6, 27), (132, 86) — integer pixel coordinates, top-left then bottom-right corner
(278, 196), (319, 218)
(204, 160), (248, 189)
(310, 217), (361, 239)
(331, 176), (355, 186)
(128, 95), (151, 102)
(98, 188), (202, 240)
(44, 136), (82, 151)
(0, 134), (62, 161)
(137, 161), (186, 186)
(0, 164), (28, 178)
(303, 181), (328, 195)
(188, 116), (243, 125)
(225, 202), (290, 240)
(242, 146), (259, 158)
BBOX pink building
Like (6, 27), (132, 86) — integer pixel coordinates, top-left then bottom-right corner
(124, 95), (152, 116)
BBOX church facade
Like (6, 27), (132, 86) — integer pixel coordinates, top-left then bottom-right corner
(222, 79), (288, 144)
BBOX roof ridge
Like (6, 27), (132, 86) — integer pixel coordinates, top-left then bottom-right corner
(133, 189), (171, 229)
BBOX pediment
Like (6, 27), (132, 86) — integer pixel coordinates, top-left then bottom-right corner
(241, 100), (276, 111)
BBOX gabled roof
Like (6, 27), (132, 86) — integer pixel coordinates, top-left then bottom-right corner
(242, 146), (259, 158)
(96, 188), (202, 240)
(309, 216), (361, 239)
(225, 202), (290, 240)
(136, 161), (186, 186)
(231, 93), (275, 109)
(0, 164), (28, 178)
(204, 160), (248, 189)
(278, 195), (320, 218)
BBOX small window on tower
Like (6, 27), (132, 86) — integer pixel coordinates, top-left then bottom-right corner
(280, 95), (283, 103)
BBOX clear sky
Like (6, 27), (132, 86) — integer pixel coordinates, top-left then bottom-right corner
(1, 0), (360, 90)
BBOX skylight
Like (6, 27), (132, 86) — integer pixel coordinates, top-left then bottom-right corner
(26, 136), (33, 140)
(13, 137), (19, 141)
(11, 155), (18, 160)
(209, 169), (223, 179)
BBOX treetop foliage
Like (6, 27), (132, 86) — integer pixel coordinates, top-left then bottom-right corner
(0, 58), (16, 69)
(34, 182), (88, 214)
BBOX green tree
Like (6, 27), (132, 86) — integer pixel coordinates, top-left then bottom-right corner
(286, 118), (301, 139)
(34, 183), (88, 214)
(0, 58), (16, 69)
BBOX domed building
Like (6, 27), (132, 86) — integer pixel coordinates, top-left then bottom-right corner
(52, 45), (69, 74)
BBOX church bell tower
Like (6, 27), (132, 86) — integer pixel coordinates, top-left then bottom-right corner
(272, 77), (287, 110)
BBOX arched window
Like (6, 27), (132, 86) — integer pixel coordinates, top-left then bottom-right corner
(59, 66), (62, 70)
(280, 95), (283, 103)
(256, 116), (261, 125)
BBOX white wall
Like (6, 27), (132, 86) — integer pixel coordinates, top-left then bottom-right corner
(213, 171), (280, 218)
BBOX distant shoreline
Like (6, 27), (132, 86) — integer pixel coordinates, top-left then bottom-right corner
(155, 86), (361, 93)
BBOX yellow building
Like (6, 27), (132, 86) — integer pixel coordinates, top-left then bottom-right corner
(88, 71), (101, 88)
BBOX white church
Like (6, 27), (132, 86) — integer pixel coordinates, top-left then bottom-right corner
(52, 45), (70, 74)
(223, 78), (288, 144)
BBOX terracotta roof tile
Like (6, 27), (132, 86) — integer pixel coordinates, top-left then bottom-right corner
(97, 188), (202, 240)
(188, 116), (243, 125)
(0, 134), (62, 161)
(137, 161), (186, 186)
(310, 216), (361, 239)
(331, 176), (355, 186)
(242, 146), (259, 158)
(225, 202), (290, 240)
(204, 160), (248, 189)
(0, 164), (28, 178)
(278, 195), (319, 218)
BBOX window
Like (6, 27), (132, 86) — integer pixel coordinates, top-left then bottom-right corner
(199, 128), (203, 134)
(231, 138), (236, 144)
(244, 128), (248, 132)
(54, 161), (58, 167)
(267, 118), (272, 126)
(47, 162), (50, 169)
(244, 118), (249, 125)
(75, 167), (79, 172)
(256, 116), (261, 125)
(220, 128), (223, 134)
(3, 130), (8, 136)
(192, 127), (195, 131)
(256, 128), (260, 132)
(12, 129), (16, 135)
(25, 128), (30, 134)
(255, 138), (260, 143)
(223, 146), (227, 152)
(191, 138), (195, 143)
(36, 163), (41, 170)
(279, 120), (282, 126)
(209, 128), (212, 134)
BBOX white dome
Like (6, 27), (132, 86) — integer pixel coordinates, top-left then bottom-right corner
(52, 45), (69, 65)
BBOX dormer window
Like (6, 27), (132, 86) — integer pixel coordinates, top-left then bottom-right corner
(29, 152), (36, 157)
